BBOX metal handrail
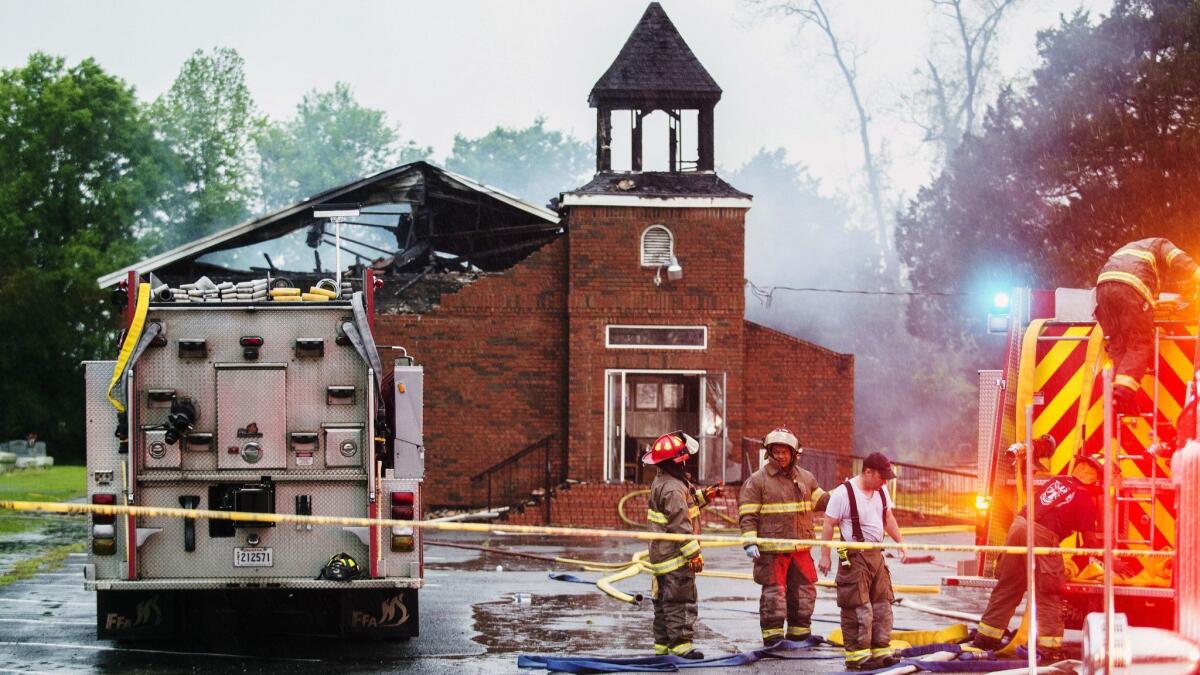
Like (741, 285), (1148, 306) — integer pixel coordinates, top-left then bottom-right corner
(469, 434), (564, 522)
(469, 434), (556, 483)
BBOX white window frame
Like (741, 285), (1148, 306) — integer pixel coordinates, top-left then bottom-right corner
(640, 224), (674, 267)
(604, 368), (707, 482)
(605, 324), (708, 351)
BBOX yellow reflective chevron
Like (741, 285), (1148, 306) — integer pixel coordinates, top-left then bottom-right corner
(759, 501), (812, 514)
(646, 509), (668, 525)
(738, 502), (761, 515)
(654, 644), (668, 655)
(679, 540), (700, 558)
(761, 627), (785, 639)
(760, 541), (805, 553)
(741, 530), (758, 543)
(1167, 246), (1185, 266)
(844, 648), (871, 663)
(1098, 270), (1155, 304)
(1037, 635), (1063, 648)
(977, 622), (1005, 639)
(669, 642), (694, 655)
(1115, 374), (1141, 391)
(787, 626), (811, 638)
(1114, 247), (1158, 270)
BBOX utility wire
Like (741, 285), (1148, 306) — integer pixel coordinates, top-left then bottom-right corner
(745, 279), (970, 308)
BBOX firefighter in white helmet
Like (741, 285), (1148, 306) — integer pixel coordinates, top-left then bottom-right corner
(738, 428), (827, 646)
(643, 431), (721, 659)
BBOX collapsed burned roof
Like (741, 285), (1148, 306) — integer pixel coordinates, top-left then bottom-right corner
(567, 171), (750, 200)
(98, 161), (561, 289)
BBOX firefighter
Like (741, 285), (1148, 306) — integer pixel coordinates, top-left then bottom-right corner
(818, 452), (907, 671)
(1095, 237), (1200, 416)
(970, 454), (1106, 660)
(643, 431), (720, 659)
(738, 427), (826, 646)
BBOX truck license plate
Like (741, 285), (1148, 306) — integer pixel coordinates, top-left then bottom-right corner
(234, 547), (273, 567)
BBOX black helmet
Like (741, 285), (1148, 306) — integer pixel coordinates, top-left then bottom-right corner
(317, 552), (362, 581)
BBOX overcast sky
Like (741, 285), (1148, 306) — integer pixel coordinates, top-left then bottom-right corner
(2, 0), (1109, 201)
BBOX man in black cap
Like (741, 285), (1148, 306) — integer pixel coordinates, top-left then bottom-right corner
(818, 452), (907, 671)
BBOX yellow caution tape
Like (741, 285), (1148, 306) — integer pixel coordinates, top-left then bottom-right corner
(0, 500), (1171, 559)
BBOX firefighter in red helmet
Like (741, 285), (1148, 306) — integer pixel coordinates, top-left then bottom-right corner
(643, 430), (721, 659)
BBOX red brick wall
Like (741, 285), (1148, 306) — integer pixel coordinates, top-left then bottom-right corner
(374, 238), (568, 506)
(564, 205), (748, 484)
(743, 321), (854, 455)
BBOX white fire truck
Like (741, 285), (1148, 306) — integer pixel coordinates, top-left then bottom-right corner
(82, 270), (423, 639)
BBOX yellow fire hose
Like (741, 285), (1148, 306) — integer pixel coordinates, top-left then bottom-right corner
(105, 282), (151, 412)
(617, 489), (739, 529)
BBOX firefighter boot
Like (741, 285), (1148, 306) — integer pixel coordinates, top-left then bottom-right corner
(971, 633), (1004, 651)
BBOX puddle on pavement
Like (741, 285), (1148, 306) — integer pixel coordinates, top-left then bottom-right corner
(471, 592), (725, 655)
(431, 536), (646, 572)
(0, 515), (85, 575)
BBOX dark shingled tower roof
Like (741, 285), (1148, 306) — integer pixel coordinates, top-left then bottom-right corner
(588, 2), (722, 109)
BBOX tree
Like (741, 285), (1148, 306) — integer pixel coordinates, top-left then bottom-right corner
(747, 0), (896, 275)
(898, 0), (1200, 345)
(906, 0), (1021, 163)
(258, 82), (431, 210)
(150, 47), (261, 249)
(444, 118), (592, 206)
(0, 54), (161, 461)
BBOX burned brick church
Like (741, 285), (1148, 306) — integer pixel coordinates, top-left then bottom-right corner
(100, 3), (854, 518)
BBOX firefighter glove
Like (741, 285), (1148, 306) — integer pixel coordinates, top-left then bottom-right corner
(688, 554), (704, 574)
(744, 544), (760, 559)
(703, 484), (723, 503)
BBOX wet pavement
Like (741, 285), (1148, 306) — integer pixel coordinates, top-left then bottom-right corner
(0, 524), (994, 673)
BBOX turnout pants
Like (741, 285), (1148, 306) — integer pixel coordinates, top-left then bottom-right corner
(977, 517), (1065, 650)
(652, 567), (698, 655)
(754, 549), (817, 644)
(836, 548), (894, 666)
(1095, 282), (1154, 411)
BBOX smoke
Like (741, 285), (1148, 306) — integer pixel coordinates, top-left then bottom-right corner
(730, 148), (979, 465)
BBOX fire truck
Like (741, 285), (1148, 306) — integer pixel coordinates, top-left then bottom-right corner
(944, 287), (1184, 630)
(82, 269), (423, 639)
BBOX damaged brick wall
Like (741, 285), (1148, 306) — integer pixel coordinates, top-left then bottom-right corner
(743, 321), (854, 456)
(374, 238), (568, 506)
(565, 205), (747, 484)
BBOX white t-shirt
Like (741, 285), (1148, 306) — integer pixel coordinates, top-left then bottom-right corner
(825, 479), (890, 543)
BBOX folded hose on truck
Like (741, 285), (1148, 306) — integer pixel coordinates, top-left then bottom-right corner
(105, 282), (151, 413)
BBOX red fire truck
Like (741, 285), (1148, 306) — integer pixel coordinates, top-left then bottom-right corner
(82, 269), (423, 639)
(945, 287), (1182, 630)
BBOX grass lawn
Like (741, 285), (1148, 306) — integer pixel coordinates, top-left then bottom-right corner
(0, 465), (87, 534)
